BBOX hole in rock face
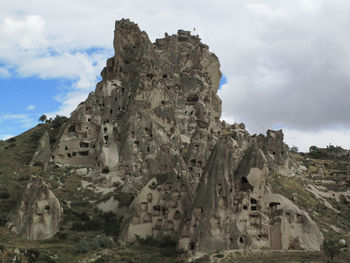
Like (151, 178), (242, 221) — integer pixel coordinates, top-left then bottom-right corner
(250, 198), (257, 204)
(45, 205), (50, 210)
(162, 74), (167, 79)
(80, 142), (89, 148)
(65, 146), (68, 150)
(78, 151), (89, 156)
(243, 205), (248, 210)
(186, 94), (199, 104)
(68, 125), (76, 133)
(190, 241), (196, 250)
(102, 168), (109, 174)
(146, 73), (154, 79)
(239, 237), (244, 244)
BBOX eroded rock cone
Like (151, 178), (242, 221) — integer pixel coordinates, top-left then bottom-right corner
(50, 19), (323, 253)
(7, 178), (62, 240)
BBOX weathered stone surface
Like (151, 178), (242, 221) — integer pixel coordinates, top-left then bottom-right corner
(30, 131), (51, 168)
(50, 19), (323, 253)
(7, 178), (62, 240)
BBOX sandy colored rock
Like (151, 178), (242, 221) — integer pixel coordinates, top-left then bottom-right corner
(49, 19), (323, 253)
(7, 178), (63, 240)
(30, 131), (51, 168)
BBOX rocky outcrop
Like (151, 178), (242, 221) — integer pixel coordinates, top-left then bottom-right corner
(50, 19), (323, 253)
(30, 131), (51, 168)
(7, 178), (62, 240)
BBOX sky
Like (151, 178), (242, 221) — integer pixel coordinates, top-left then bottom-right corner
(1, 0), (350, 152)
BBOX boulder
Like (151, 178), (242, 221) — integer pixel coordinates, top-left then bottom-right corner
(7, 178), (63, 240)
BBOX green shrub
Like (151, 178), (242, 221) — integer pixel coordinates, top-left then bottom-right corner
(76, 239), (90, 254)
(323, 238), (341, 263)
(91, 234), (112, 249)
(0, 191), (10, 199)
(8, 137), (16, 143)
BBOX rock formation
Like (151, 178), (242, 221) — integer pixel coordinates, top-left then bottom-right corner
(30, 131), (51, 168)
(7, 178), (62, 240)
(49, 19), (323, 252)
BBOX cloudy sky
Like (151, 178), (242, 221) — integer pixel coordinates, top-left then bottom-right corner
(1, 0), (350, 152)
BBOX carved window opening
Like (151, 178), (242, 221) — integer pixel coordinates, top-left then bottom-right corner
(78, 151), (89, 156)
(190, 241), (196, 250)
(162, 74), (167, 79)
(147, 193), (153, 202)
(241, 177), (252, 191)
(174, 211), (182, 220)
(243, 205), (248, 210)
(68, 125), (76, 133)
(65, 146), (68, 150)
(80, 142), (89, 148)
(72, 152), (77, 157)
(44, 205), (50, 210)
(186, 94), (199, 104)
(104, 127), (108, 133)
(102, 168), (110, 174)
(146, 73), (154, 79)
(153, 205), (161, 211)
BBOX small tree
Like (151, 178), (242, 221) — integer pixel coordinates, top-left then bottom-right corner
(323, 238), (341, 263)
(290, 145), (299, 153)
(39, 114), (47, 123)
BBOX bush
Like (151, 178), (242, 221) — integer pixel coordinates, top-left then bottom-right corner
(91, 234), (112, 249)
(323, 238), (341, 263)
(76, 235), (112, 254)
(55, 231), (68, 240)
(26, 248), (40, 262)
(134, 235), (183, 257)
(0, 191), (10, 199)
(76, 239), (90, 254)
(8, 137), (16, 143)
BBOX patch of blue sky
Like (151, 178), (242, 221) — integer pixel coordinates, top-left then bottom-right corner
(272, 124), (285, 130)
(219, 74), (227, 89)
(0, 77), (72, 138)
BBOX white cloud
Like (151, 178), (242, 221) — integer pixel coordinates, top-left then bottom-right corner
(0, 67), (10, 78)
(0, 0), (350, 151)
(26, 105), (36, 110)
(283, 128), (350, 152)
(1, 114), (36, 129)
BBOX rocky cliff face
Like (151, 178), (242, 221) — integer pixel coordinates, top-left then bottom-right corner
(47, 19), (322, 252)
(7, 178), (62, 240)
